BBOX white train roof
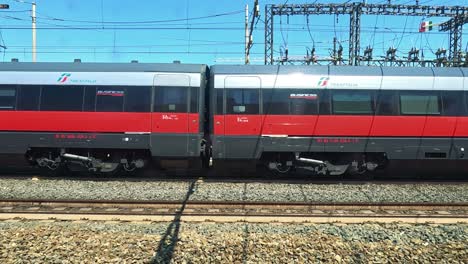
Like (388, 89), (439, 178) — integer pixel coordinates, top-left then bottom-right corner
(0, 62), (207, 87)
(212, 65), (466, 90)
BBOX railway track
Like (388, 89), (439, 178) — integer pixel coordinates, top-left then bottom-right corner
(0, 199), (466, 224)
(0, 173), (466, 185)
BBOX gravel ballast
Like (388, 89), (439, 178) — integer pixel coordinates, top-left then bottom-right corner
(0, 178), (467, 203)
(0, 221), (466, 263)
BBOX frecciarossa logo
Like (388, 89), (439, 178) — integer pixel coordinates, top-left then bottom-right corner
(56, 73), (97, 84)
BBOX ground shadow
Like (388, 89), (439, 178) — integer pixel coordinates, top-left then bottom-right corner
(241, 224), (250, 264)
(150, 180), (197, 264)
(241, 182), (250, 264)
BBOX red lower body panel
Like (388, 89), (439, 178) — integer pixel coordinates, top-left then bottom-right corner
(0, 111), (199, 134)
(215, 114), (468, 137)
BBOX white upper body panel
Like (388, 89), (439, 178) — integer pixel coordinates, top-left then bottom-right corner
(0, 71), (201, 87)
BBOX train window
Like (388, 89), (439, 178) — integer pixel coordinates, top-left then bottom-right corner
(319, 90), (331, 115)
(40, 85), (84, 111)
(17, 85), (40, 110)
(332, 91), (374, 115)
(226, 89), (259, 114)
(263, 89), (318, 115)
(263, 89), (288, 114)
(96, 88), (125, 112)
(215, 89), (223, 114)
(0, 87), (16, 110)
(400, 93), (440, 115)
(375, 91), (398, 115)
(126, 87), (151, 112)
(442, 91), (464, 116)
(154, 86), (188, 112)
(190, 87), (199, 113)
(83, 86), (96, 112)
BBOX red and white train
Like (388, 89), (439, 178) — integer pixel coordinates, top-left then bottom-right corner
(1, 62), (467, 176)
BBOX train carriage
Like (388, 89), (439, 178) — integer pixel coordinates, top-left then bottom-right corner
(2, 62), (468, 177)
(0, 62), (208, 175)
(210, 65), (468, 175)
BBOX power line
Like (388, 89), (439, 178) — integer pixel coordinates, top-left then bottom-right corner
(396, 15), (410, 49)
(0, 9), (30, 12)
(33, 9), (244, 24)
(0, 50), (265, 55)
(0, 12), (453, 31)
(0, 23), (463, 36)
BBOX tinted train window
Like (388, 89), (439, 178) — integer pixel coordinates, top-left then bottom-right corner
(154, 86), (188, 112)
(83, 86), (96, 112)
(41, 85), (84, 111)
(215, 89), (223, 114)
(400, 93), (440, 115)
(17, 85), (40, 110)
(443, 91), (463, 116)
(226, 89), (259, 114)
(375, 91), (398, 115)
(263, 89), (288, 114)
(332, 91), (374, 114)
(263, 89), (318, 115)
(190, 87), (199, 113)
(96, 88), (125, 112)
(0, 87), (16, 110)
(126, 87), (151, 112)
(319, 90), (331, 115)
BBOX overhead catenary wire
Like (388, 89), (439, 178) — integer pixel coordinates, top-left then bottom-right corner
(3, 0), (465, 65)
(0, 22), (461, 35)
(0, 9), (30, 13)
(33, 9), (244, 25)
(0, 12), (457, 31)
(395, 15), (410, 49)
(0, 50), (265, 55)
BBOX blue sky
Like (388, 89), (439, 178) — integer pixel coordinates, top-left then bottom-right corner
(0, 0), (466, 64)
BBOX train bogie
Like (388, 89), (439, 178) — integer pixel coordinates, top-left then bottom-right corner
(26, 147), (149, 176)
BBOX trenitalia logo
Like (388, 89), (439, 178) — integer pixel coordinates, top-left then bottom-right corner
(317, 77), (329, 87)
(57, 73), (71, 83)
(56, 73), (97, 84)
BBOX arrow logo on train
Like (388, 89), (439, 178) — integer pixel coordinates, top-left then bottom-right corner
(57, 73), (71, 83)
(317, 77), (329, 87)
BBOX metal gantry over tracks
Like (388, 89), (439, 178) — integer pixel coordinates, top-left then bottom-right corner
(264, 3), (468, 67)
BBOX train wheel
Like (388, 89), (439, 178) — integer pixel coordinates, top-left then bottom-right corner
(266, 161), (295, 178)
(38, 163), (68, 177)
(94, 164), (123, 178)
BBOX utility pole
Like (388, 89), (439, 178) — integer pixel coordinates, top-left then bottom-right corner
(245, 4), (249, 64)
(32, 1), (36, 62)
(245, 0), (259, 64)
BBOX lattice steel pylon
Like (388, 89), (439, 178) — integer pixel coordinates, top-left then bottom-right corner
(439, 11), (468, 66)
(264, 3), (468, 66)
(264, 5), (274, 65)
(349, 3), (362, 66)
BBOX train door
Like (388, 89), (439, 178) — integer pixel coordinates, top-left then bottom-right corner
(223, 76), (262, 159)
(444, 68), (468, 160)
(151, 74), (191, 157)
(421, 69), (462, 160)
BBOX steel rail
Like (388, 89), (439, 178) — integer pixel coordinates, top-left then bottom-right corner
(0, 199), (466, 224)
